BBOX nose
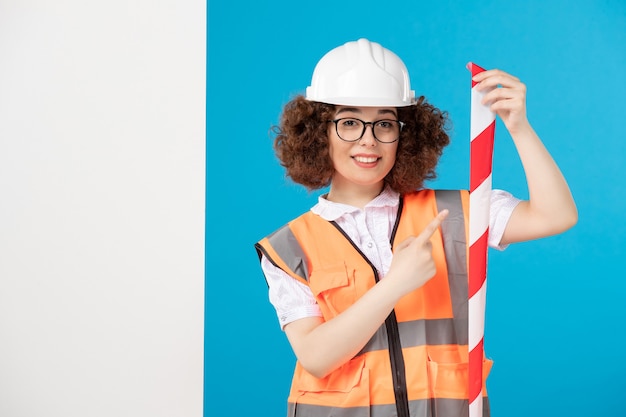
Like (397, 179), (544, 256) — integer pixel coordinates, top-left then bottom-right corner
(359, 123), (377, 146)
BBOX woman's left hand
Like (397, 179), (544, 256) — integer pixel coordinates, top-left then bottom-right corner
(472, 69), (530, 135)
(472, 68), (578, 245)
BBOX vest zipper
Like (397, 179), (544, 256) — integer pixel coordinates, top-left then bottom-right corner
(330, 215), (411, 417)
(385, 197), (411, 417)
(376, 269), (411, 417)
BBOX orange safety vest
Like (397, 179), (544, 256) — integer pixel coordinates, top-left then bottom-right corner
(256, 189), (492, 417)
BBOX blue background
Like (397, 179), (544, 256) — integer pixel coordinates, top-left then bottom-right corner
(207, 1), (626, 415)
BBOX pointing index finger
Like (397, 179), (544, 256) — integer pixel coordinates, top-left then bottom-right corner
(417, 210), (449, 243)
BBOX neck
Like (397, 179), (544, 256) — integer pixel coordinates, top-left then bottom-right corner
(326, 182), (385, 209)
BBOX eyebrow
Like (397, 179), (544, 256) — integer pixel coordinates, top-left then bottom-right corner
(335, 107), (398, 118)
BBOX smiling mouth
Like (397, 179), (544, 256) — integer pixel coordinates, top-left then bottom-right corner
(353, 156), (380, 163)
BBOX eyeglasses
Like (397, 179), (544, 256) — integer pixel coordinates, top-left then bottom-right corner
(329, 117), (405, 143)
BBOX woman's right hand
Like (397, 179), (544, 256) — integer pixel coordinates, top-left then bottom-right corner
(385, 210), (448, 297)
(284, 209), (449, 379)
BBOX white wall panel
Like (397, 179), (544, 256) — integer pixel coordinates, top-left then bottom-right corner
(0, 1), (205, 416)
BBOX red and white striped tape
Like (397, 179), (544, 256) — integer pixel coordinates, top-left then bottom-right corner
(467, 62), (496, 417)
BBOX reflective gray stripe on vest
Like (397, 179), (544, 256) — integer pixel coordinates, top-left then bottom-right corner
(358, 318), (458, 355)
(289, 396), (490, 417)
(265, 224), (309, 282)
(435, 189), (469, 346)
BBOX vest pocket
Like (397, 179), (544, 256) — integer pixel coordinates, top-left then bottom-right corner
(426, 353), (493, 399)
(308, 263), (356, 317)
(427, 359), (469, 399)
(293, 355), (370, 411)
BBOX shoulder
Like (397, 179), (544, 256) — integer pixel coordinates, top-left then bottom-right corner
(260, 210), (315, 240)
(401, 189), (468, 204)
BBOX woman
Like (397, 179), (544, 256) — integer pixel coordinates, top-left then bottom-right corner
(255, 38), (577, 417)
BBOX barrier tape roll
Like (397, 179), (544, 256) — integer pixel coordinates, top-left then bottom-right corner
(467, 62), (495, 417)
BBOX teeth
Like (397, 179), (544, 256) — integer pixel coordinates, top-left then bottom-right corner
(354, 156), (378, 163)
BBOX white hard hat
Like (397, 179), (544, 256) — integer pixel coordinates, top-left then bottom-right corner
(305, 38), (415, 107)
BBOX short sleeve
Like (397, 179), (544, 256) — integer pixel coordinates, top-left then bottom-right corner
(261, 255), (322, 330)
(489, 189), (522, 250)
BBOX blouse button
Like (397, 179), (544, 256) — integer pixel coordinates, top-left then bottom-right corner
(367, 242), (373, 248)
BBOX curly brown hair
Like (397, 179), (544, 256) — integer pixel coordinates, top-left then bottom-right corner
(272, 95), (450, 194)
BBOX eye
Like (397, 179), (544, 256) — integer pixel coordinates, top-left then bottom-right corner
(376, 120), (394, 129)
(340, 118), (361, 128)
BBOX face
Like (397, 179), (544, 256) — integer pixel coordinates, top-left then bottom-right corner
(327, 106), (399, 192)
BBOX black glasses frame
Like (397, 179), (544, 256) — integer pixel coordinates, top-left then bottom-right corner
(329, 117), (405, 143)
